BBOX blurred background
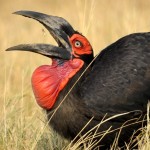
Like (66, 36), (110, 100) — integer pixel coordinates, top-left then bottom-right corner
(1, 0), (150, 149)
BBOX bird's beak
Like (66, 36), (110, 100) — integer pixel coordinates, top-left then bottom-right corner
(6, 10), (76, 60)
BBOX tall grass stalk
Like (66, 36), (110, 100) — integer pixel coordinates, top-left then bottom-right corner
(0, 0), (150, 149)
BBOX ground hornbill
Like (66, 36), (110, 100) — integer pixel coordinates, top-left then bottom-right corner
(7, 10), (150, 149)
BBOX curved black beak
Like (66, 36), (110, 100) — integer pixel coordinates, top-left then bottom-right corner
(6, 10), (76, 60)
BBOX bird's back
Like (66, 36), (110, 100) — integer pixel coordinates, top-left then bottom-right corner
(80, 32), (150, 115)
(68, 32), (150, 148)
(46, 32), (150, 149)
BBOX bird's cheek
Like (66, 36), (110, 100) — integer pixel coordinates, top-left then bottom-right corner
(72, 50), (80, 58)
(72, 47), (92, 57)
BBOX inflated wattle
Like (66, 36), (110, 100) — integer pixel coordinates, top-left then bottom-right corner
(31, 59), (84, 109)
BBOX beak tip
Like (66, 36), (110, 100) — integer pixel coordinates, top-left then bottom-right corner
(5, 47), (13, 51)
(5, 45), (21, 51)
(12, 10), (31, 17)
(12, 11), (17, 14)
(12, 10), (22, 15)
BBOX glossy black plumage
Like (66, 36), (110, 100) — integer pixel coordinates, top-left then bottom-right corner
(47, 32), (150, 149)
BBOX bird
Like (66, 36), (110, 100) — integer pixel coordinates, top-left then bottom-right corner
(7, 10), (150, 149)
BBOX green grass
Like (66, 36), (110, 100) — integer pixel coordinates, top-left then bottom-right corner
(0, 0), (150, 149)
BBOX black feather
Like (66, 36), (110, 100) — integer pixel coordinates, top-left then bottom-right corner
(47, 32), (150, 149)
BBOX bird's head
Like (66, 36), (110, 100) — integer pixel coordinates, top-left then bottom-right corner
(7, 10), (93, 64)
(6, 10), (94, 109)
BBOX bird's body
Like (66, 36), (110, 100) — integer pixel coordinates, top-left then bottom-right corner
(7, 11), (150, 149)
(47, 33), (150, 148)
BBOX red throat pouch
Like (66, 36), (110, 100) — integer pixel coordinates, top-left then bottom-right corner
(31, 59), (84, 109)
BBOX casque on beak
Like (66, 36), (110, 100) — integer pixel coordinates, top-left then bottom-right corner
(6, 10), (76, 60)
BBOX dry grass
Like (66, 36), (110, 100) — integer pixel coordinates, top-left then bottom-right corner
(0, 0), (150, 149)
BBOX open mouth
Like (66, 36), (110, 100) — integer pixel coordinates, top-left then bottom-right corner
(6, 10), (76, 60)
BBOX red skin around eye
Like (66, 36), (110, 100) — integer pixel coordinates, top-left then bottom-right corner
(31, 59), (84, 109)
(69, 34), (93, 56)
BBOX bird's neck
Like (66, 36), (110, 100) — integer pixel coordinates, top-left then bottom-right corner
(31, 59), (84, 109)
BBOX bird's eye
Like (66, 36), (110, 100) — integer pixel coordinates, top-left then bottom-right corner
(74, 40), (82, 48)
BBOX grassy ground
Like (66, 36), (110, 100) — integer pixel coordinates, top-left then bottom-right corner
(0, 0), (150, 149)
